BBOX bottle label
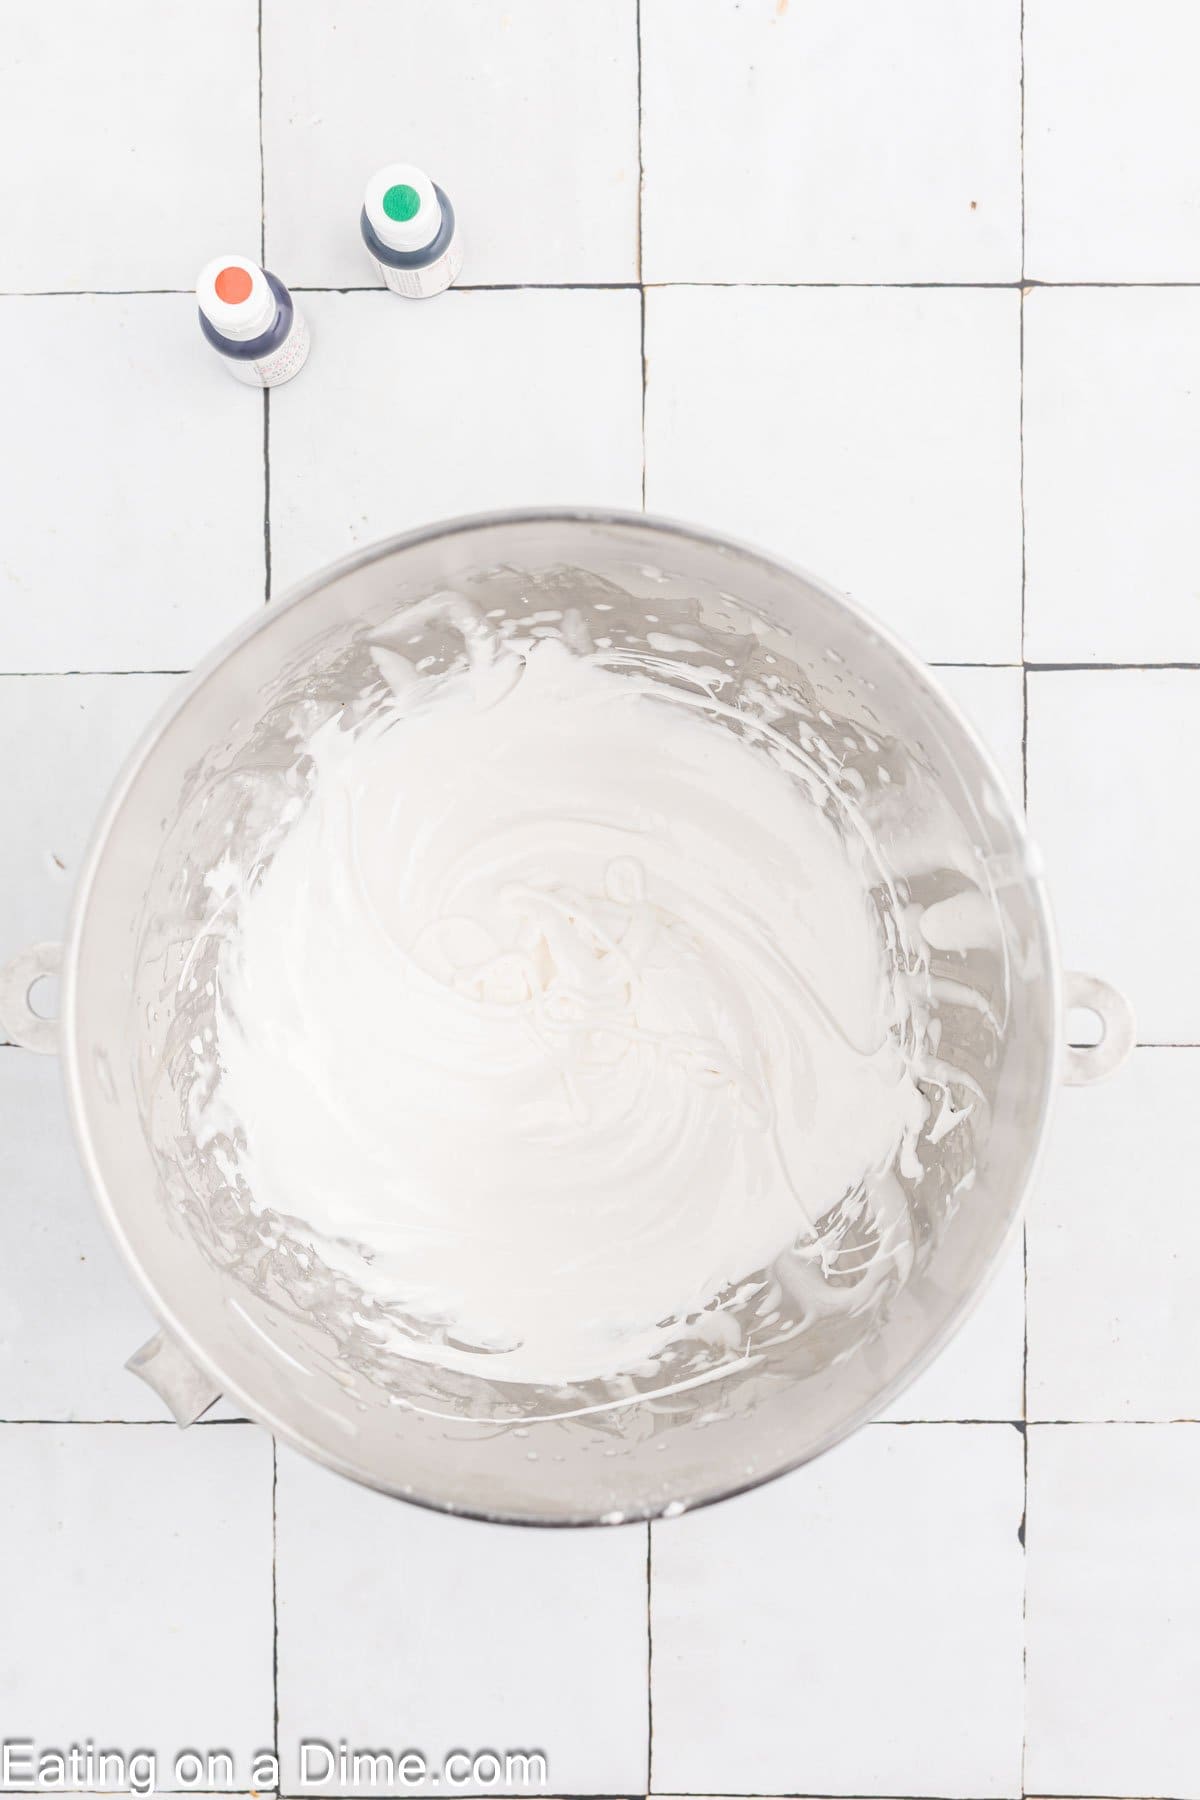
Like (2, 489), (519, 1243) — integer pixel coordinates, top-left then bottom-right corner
(228, 310), (311, 387)
(376, 233), (463, 299)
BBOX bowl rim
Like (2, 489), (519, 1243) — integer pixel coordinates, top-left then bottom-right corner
(61, 505), (1062, 1527)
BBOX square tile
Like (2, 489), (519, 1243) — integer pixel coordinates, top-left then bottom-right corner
(1026, 1423), (1200, 1795)
(262, 0), (639, 288)
(0, 1053), (162, 1419)
(644, 287), (1022, 662)
(1024, 288), (1200, 664)
(934, 663), (1025, 811)
(641, 0), (1021, 283)
(1025, 0), (1200, 280)
(1027, 670), (1198, 1043)
(1028, 1049), (1200, 1421)
(0, 674), (177, 960)
(651, 1425), (1024, 1795)
(0, 0), (260, 292)
(276, 1448), (648, 1795)
(0, 297), (265, 672)
(881, 1236), (1024, 1423)
(0, 1424), (273, 1775)
(269, 289), (643, 594)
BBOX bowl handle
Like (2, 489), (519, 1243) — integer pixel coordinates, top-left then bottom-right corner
(0, 941), (62, 1054)
(126, 1328), (224, 1426)
(1062, 971), (1135, 1086)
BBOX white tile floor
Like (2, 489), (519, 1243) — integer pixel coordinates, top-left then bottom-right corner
(0, 1425), (274, 1770)
(0, 295), (265, 671)
(651, 1426), (1025, 1797)
(1023, 0), (1200, 282)
(1024, 1425), (1200, 1796)
(1, 0), (1196, 1794)
(643, 285), (1022, 663)
(640, 0), (1022, 284)
(1023, 287), (1200, 664)
(269, 289), (643, 593)
(1027, 1050), (1200, 1423)
(1027, 670), (1200, 1044)
(275, 1449), (649, 1796)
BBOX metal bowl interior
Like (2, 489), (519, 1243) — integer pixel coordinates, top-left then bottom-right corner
(63, 510), (1060, 1525)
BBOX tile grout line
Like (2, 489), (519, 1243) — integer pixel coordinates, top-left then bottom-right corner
(258, 0), (272, 606)
(261, 20), (279, 1783)
(271, 1437), (280, 1791)
(10, 661), (1200, 679)
(263, 390), (272, 604)
(0, 1416), (256, 1425)
(636, 14), (653, 1788)
(12, 278), (1200, 297)
(639, 286), (648, 510)
(259, 0), (278, 1756)
(645, 1519), (654, 1792)
(1018, 319), (1027, 666)
(1025, 659), (1200, 670)
(257, 0), (266, 268)
(290, 280), (644, 293)
(636, 0), (647, 512)
(3, 1413), (1197, 1427)
(1020, 1414), (1030, 1797)
(1018, 0), (1029, 730)
(635, 0), (644, 287)
(1018, 8), (1031, 1795)
(10, 660), (1200, 680)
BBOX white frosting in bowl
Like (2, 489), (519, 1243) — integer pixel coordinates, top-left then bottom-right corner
(198, 610), (953, 1388)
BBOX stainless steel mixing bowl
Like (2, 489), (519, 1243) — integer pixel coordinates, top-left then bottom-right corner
(0, 510), (1133, 1525)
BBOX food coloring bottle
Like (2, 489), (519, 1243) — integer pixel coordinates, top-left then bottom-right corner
(196, 255), (310, 387)
(361, 163), (463, 298)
